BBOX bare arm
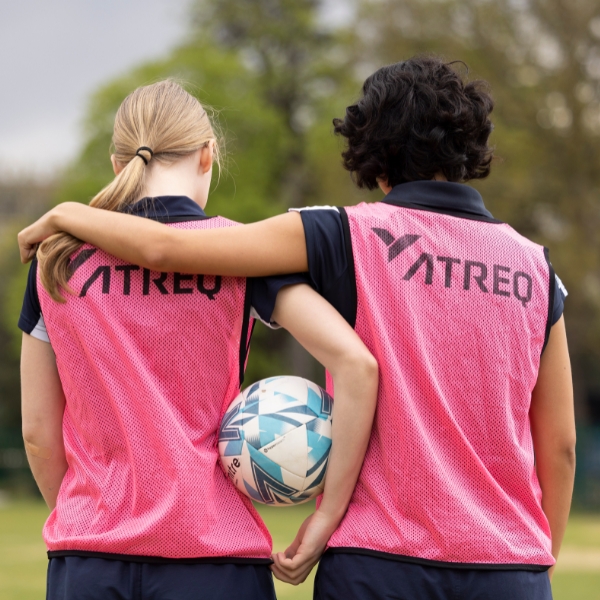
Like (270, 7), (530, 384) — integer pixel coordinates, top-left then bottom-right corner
(529, 316), (575, 580)
(268, 284), (379, 585)
(18, 202), (308, 276)
(21, 333), (68, 509)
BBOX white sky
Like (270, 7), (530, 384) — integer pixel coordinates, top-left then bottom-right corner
(0, 0), (190, 179)
(0, 0), (353, 180)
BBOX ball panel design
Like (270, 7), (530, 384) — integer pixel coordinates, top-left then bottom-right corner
(218, 376), (333, 506)
(259, 424), (308, 478)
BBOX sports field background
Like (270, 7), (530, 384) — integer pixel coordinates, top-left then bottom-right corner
(1, 500), (598, 600)
(1, 2), (599, 599)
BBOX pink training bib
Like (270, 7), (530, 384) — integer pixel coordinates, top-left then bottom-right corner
(327, 202), (554, 568)
(37, 216), (271, 561)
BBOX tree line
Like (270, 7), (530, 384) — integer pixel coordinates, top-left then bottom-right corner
(2, 0), (600, 441)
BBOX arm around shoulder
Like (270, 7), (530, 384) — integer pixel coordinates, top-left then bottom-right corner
(19, 203), (308, 276)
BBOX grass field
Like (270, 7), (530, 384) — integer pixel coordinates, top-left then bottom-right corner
(1, 500), (599, 599)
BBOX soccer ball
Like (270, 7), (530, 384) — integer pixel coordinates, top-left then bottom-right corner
(218, 376), (333, 506)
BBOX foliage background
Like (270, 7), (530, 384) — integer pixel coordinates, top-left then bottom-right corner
(1, 0), (600, 502)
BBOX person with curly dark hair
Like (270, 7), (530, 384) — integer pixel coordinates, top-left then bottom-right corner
(20, 55), (574, 600)
(334, 56), (494, 188)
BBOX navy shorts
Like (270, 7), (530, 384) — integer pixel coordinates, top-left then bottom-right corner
(47, 556), (276, 600)
(314, 552), (552, 600)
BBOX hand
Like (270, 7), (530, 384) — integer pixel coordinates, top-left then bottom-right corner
(271, 509), (339, 585)
(18, 207), (62, 263)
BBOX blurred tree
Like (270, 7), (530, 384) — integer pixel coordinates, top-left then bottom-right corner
(190, 0), (366, 378)
(26, 0), (362, 388)
(47, 44), (300, 387)
(348, 0), (600, 420)
(0, 182), (54, 431)
(192, 0), (337, 207)
(0, 229), (25, 431)
(7, 0), (597, 437)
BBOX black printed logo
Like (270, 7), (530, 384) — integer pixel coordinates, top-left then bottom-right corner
(67, 249), (97, 279)
(69, 250), (222, 301)
(372, 229), (421, 262)
(372, 228), (533, 308)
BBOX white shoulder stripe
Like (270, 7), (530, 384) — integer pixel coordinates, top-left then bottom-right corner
(289, 206), (340, 213)
(31, 315), (50, 343)
(555, 274), (568, 297)
(250, 306), (281, 330)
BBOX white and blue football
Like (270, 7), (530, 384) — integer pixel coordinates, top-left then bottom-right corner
(218, 376), (333, 506)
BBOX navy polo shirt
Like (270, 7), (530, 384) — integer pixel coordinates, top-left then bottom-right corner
(18, 195), (305, 343)
(292, 181), (566, 330)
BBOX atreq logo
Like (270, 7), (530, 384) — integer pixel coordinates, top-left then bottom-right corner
(372, 228), (533, 308)
(68, 249), (222, 300)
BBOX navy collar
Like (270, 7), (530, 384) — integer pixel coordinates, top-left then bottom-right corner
(382, 181), (498, 222)
(123, 195), (208, 223)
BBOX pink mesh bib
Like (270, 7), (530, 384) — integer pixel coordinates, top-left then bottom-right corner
(327, 202), (554, 567)
(38, 217), (271, 560)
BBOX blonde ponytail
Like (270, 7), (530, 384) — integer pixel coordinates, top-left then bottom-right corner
(38, 80), (218, 302)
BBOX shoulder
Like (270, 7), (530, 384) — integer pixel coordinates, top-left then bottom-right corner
(290, 205), (341, 214)
(289, 206), (347, 284)
(204, 215), (241, 228)
(167, 216), (241, 230)
(249, 274), (311, 328)
(18, 260), (50, 343)
(551, 273), (568, 326)
(555, 273), (568, 298)
(290, 206), (344, 239)
(498, 224), (551, 257)
(289, 206), (357, 327)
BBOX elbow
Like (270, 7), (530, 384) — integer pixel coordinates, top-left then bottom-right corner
(563, 439), (577, 471)
(362, 352), (379, 386)
(557, 442), (576, 484)
(551, 435), (577, 472)
(22, 422), (55, 460)
(141, 230), (172, 272)
(559, 430), (577, 465)
(22, 420), (46, 449)
(338, 348), (379, 392)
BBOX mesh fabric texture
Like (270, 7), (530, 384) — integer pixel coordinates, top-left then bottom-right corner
(37, 217), (272, 560)
(326, 202), (554, 567)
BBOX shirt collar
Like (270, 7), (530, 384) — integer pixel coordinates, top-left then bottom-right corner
(123, 195), (207, 222)
(382, 181), (495, 220)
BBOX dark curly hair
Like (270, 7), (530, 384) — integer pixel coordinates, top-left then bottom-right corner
(333, 56), (495, 189)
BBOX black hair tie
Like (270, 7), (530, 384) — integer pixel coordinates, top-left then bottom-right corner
(135, 146), (154, 165)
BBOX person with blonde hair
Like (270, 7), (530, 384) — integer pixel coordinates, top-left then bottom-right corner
(20, 57), (576, 600)
(18, 80), (378, 600)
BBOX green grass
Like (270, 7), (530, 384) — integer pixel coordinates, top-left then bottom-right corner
(0, 501), (48, 600)
(1, 501), (599, 599)
(552, 514), (600, 600)
(256, 502), (317, 600)
(0, 501), (316, 600)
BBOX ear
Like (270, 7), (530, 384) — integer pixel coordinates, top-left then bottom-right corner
(198, 140), (215, 174)
(111, 154), (124, 176)
(376, 178), (393, 195)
